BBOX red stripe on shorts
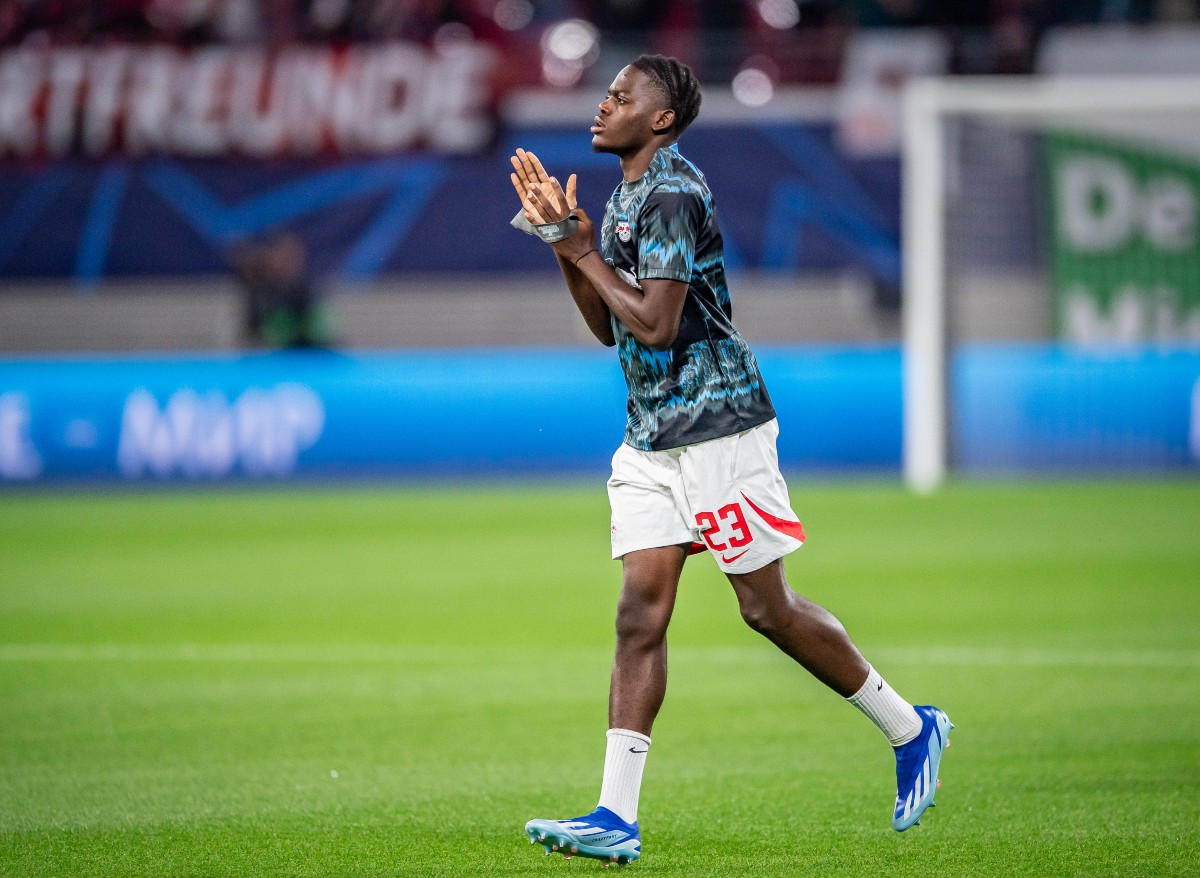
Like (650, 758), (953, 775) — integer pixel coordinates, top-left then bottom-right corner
(740, 492), (806, 542)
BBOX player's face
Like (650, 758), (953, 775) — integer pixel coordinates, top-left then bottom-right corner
(591, 66), (668, 156)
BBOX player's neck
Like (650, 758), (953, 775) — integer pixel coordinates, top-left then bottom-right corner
(619, 136), (677, 182)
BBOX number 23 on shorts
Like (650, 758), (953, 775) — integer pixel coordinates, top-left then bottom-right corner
(694, 503), (753, 553)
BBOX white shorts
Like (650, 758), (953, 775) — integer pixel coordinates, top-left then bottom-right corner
(607, 418), (806, 575)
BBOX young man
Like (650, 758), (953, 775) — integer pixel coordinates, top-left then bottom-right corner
(509, 54), (950, 866)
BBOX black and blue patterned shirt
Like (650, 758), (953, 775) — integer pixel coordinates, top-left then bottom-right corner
(601, 145), (776, 451)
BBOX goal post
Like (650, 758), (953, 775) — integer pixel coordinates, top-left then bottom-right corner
(901, 75), (1200, 492)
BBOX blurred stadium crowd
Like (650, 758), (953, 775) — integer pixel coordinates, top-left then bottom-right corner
(4, 0), (1200, 83)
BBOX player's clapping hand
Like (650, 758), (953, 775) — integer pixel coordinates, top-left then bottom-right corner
(509, 147), (595, 265)
(509, 148), (576, 224)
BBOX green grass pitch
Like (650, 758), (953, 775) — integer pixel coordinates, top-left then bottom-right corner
(2, 479), (1198, 877)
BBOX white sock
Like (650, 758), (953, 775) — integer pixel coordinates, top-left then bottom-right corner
(846, 665), (922, 746)
(597, 728), (650, 824)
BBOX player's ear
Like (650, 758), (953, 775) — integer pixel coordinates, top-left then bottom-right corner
(650, 108), (675, 136)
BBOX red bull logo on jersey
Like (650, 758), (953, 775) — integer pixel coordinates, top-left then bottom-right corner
(616, 219), (632, 242)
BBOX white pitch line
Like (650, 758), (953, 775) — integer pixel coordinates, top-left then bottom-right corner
(0, 643), (1197, 668)
(870, 646), (1200, 669)
(673, 645), (1200, 669)
(0, 643), (436, 663)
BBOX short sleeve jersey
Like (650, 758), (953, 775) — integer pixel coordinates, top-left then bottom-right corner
(601, 144), (776, 451)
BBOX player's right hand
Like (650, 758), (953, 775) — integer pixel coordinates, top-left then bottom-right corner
(509, 148), (576, 223)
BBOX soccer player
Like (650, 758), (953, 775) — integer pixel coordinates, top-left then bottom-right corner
(509, 54), (950, 866)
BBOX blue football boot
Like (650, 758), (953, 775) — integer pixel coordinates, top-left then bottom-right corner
(525, 806), (641, 865)
(892, 705), (953, 831)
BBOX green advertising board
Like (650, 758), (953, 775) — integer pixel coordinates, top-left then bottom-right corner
(1044, 131), (1200, 344)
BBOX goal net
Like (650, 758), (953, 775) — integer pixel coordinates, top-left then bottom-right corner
(901, 76), (1200, 491)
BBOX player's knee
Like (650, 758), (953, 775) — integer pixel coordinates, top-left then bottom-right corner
(736, 593), (779, 637)
(614, 588), (670, 647)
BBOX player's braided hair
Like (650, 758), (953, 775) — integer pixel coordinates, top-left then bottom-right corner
(630, 54), (701, 137)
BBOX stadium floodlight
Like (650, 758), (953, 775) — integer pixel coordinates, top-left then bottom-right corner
(901, 75), (1200, 492)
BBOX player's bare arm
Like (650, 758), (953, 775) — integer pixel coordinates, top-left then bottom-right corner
(574, 256), (687, 352)
(552, 251), (616, 346)
(509, 149), (615, 346)
(522, 183), (687, 351)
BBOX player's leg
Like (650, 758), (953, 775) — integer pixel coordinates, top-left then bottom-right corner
(524, 546), (684, 863)
(609, 544), (686, 734)
(525, 444), (692, 863)
(727, 558), (952, 830)
(677, 421), (952, 830)
(726, 559), (867, 695)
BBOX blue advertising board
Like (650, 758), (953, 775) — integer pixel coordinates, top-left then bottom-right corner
(0, 347), (900, 482)
(954, 346), (1200, 471)
(1, 346), (1196, 484)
